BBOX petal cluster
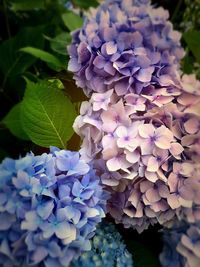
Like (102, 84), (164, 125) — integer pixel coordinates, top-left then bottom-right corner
(68, 0), (184, 97)
(0, 147), (108, 267)
(74, 74), (200, 232)
(160, 222), (200, 267)
(72, 222), (133, 267)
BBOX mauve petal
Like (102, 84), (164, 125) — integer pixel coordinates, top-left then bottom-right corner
(138, 124), (155, 138)
(136, 55), (151, 68)
(140, 181), (152, 193)
(178, 93), (198, 106)
(106, 157), (122, 171)
(184, 118), (199, 134)
(104, 62), (116, 75)
(116, 126), (128, 138)
(106, 41), (117, 55)
(93, 55), (106, 69)
(115, 79), (129, 96)
(145, 171), (158, 182)
(68, 58), (81, 72)
(125, 150), (140, 164)
(132, 31), (143, 47)
(167, 194), (180, 209)
(128, 191), (141, 207)
(145, 188), (161, 203)
(77, 42), (91, 64)
(155, 135), (171, 149)
(140, 140), (153, 155)
(179, 197), (192, 208)
(169, 143), (184, 157)
(168, 173), (178, 192)
(103, 27), (117, 41)
(136, 67), (154, 82)
(158, 184), (170, 198)
(147, 156), (159, 172)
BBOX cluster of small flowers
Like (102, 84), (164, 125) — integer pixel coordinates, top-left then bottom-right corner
(72, 222), (133, 267)
(160, 222), (200, 267)
(69, 0), (200, 233)
(68, 0), (184, 97)
(73, 74), (200, 232)
(0, 147), (108, 267)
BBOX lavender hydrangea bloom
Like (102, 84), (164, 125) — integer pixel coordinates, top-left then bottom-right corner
(68, 0), (184, 97)
(0, 147), (108, 267)
(74, 74), (200, 232)
(160, 223), (200, 267)
(72, 222), (133, 267)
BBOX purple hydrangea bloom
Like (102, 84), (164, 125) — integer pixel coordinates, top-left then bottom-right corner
(74, 74), (200, 232)
(160, 222), (200, 267)
(0, 147), (108, 267)
(68, 0), (184, 97)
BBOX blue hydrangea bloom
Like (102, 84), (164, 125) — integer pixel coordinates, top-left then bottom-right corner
(68, 0), (184, 96)
(160, 222), (200, 267)
(0, 147), (108, 267)
(72, 222), (133, 267)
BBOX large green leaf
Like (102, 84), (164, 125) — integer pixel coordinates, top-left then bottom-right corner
(127, 240), (161, 267)
(0, 27), (44, 85)
(10, 0), (45, 11)
(183, 30), (200, 64)
(2, 103), (29, 140)
(21, 80), (76, 148)
(62, 11), (83, 31)
(20, 47), (65, 71)
(46, 32), (71, 55)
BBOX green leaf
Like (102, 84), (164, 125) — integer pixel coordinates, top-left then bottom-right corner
(21, 80), (76, 148)
(46, 32), (71, 55)
(3, 103), (29, 140)
(181, 54), (194, 74)
(183, 30), (200, 64)
(62, 11), (83, 31)
(127, 241), (161, 267)
(20, 47), (65, 71)
(48, 79), (64, 89)
(72, 0), (99, 9)
(0, 27), (44, 85)
(10, 0), (45, 11)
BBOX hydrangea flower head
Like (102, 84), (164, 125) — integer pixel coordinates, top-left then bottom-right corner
(72, 222), (133, 267)
(160, 222), (200, 267)
(68, 0), (184, 96)
(0, 148), (108, 267)
(74, 74), (200, 232)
